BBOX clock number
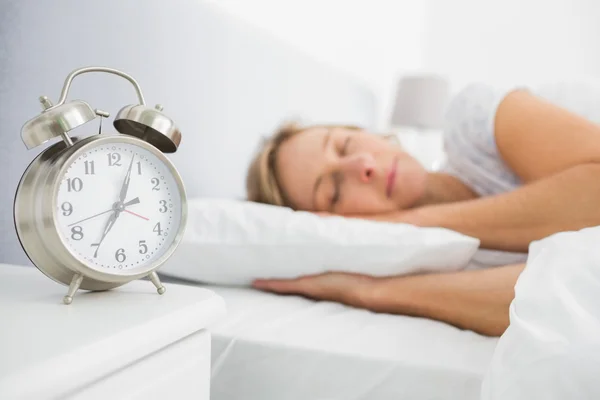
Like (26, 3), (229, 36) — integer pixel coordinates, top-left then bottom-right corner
(158, 200), (167, 213)
(84, 160), (95, 175)
(71, 226), (84, 241)
(153, 222), (163, 236)
(138, 240), (148, 254)
(90, 243), (100, 258)
(61, 202), (73, 216)
(137, 161), (142, 175)
(108, 152), (122, 167)
(115, 248), (126, 263)
(67, 177), (83, 192)
(151, 177), (160, 191)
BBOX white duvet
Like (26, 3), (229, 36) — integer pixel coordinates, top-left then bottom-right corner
(482, 225), (600, 399)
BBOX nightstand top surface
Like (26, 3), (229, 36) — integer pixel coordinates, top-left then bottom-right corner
(0, 264), (225, 398)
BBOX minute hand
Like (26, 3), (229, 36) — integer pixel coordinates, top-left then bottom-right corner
(118, 155), (135, 203)
(92, 211), (118, 258)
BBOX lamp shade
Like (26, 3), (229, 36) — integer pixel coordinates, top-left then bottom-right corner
(390, 74), (450, 130)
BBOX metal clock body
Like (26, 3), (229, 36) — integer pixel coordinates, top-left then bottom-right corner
(13, 66), (187, 304)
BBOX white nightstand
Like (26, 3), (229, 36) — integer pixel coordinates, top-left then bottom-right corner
(0, 264), (226, 400)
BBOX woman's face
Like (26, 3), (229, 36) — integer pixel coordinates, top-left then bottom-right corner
(276, 126), (428, 215)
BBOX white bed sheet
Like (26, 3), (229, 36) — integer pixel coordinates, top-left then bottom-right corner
(196, 284), (499, 400)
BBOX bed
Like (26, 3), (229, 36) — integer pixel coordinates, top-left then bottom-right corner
(165, 280), (499, 400)
(1, 1), (499, 399)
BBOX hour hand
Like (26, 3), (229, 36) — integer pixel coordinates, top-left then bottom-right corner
(123, 197), (140, 207)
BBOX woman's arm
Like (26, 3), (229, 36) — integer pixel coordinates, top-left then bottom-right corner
(409, 163), (600, 252)
(253, 263), (525, 337)
(495, 90), (600, 181)
(366, 263), (524, 336)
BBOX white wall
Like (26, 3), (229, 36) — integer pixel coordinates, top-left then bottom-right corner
(216, 0), (431, 129)
(217, 0), (600, 123)
(423, 0), (600, 93)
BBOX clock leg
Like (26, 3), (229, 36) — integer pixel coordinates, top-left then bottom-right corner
(148, 272), (166, 295)
(63, 273), (83, 305)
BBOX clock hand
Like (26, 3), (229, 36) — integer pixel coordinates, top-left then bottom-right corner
(94, 155), (136, 253)
(91, 210), (119, 258)
(118, 155), (136, 204)
(67, 208), (114, 227)
(66, 197), (139, 227)
(123, 197), (140, 207)
(124, 209), (149, 221)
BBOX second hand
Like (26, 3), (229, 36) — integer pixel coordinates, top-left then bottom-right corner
(124, 209), (149, 221)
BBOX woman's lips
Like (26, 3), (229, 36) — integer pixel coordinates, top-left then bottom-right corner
(386, 158), (398, 198)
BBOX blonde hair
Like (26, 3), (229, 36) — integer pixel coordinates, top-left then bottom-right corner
(245, 121), (363, 208)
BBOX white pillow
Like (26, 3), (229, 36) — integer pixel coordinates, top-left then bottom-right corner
(159, 198), (480, 285)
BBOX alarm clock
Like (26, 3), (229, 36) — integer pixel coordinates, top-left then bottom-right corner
(14, 66), (188, 304)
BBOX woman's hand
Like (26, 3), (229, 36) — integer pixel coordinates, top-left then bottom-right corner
(252, 272), (377, 308)
(253, 263), (525, 337)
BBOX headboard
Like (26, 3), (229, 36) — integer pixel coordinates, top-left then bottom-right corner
(0, 0), (377, 265)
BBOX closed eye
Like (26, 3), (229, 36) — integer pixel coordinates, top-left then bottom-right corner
(330, 136), (353, 209)
(340, 135), (352, 156)
(330, 171), (343, 209)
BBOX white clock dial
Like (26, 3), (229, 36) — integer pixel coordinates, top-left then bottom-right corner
(55, 141), (183, 272)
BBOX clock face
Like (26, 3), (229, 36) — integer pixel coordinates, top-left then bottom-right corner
(55, 140), (183, 273)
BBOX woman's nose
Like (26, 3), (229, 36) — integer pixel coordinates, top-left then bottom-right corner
(340, 154), (375, 183)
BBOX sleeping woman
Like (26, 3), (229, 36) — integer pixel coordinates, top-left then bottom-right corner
(244, 83), (600, 336)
